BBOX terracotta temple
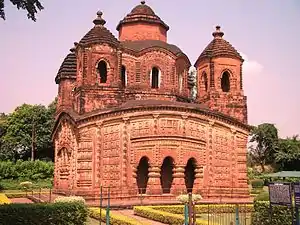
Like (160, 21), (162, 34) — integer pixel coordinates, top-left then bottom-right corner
(52, 1), (250, 202)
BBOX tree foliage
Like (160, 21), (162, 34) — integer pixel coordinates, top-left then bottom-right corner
(0, 99), (56, 161)
(249, 123), (279, 172)
(0, 0), (44, 21)
(275, 135), (300, 170)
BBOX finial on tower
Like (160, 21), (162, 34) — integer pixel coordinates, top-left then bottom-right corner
(212, 25), (224, 38)
(141, 1), (146, 5)
(93, 11), (106, 26)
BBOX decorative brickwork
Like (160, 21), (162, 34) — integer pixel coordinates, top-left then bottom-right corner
(53, 1), (250, 203)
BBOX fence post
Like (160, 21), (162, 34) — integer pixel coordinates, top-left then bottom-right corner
(184, 204), (189, 225)
(188, 192), (193, 225)
(100, 186), (102, 225)
(106, 187), (110, 225)
(49, 189), (52, 203)
(235, 204), (240, 225)
(192, 203), (196, 225)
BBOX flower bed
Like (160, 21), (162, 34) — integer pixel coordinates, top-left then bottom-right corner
(0, 193), (11, 204)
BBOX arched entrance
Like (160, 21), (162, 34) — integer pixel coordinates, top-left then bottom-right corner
(136, 157), (149, 194)
(185, 158), (197, 193)
(160, 157), (174, 194)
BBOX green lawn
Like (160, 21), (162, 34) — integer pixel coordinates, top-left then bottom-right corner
(0, 179), (52, 190)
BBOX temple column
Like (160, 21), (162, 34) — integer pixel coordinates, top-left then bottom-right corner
(193, 166), (204, 194)
(146, 166), (161, 195)
(131, 165), (138, 195)
(171, 166), (186, 195)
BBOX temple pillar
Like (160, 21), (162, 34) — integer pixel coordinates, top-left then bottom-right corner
(193, 166), (204, 194)
(171, 166), (186, 195)
(146, 166), (161, 195)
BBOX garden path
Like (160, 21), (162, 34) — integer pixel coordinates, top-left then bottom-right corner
(112, 209), (166, 225)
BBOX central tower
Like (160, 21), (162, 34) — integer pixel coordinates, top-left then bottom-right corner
(117, 1), (169, 42)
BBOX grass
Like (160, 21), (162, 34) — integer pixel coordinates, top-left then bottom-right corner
(0, 179), (52, 191)
(199, 213), (251, 225)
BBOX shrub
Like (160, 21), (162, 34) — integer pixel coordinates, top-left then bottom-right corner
(0, 202), (88, 225)
(251, 179), (264, 188)
(54, 196), (86, 204)
(0, 194), (11, 204)
(89, 208), (149, 225)
(134, 206), (214, 225)
(252, 201), (292, 225)
(19, 181), (33, 190)
(176, 194), (202, 203)
(0, 160), (54, 180)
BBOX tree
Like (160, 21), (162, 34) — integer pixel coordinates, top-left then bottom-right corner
(0, 113), (8, 152)
(248, 123), (279, 172)
(0, 100), (56, 161)
(0, 0), (44, 21)
(275, 135), (300, 170)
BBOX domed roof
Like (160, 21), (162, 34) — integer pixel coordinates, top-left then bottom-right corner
(116, 1), (169, 31)
(195, 26), (243, 66)
(130, 1), (155, 16)
(55, 48), (77, 84)
(79, 11), (120, 47)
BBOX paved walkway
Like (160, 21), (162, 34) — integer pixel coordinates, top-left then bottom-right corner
(10, 198), (33, 203)
(112, 209), (166, 225)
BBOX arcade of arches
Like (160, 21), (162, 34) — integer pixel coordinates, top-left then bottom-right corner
(136, 156), (198, 194)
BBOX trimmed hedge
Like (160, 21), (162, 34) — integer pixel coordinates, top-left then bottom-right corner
(0, 202), (88, 225)
(149, 204), (253, 214)
(134, 206), (215, 225)
(252, 201), (292, 225)
(0, 193), (10, 204)
(89, 208), (150, 225)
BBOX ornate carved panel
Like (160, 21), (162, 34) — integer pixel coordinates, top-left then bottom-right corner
(185, 120), (206, 140)
(130, 119), (153, 138)
(158, 118), (182, 135)
(100, 123), (122, 187)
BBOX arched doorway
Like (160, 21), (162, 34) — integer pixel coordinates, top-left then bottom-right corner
(136, 157), (149, 194)
(221, 71), (230, 92)
(160, 157), (174, 194)
(184, 158), (197, 193)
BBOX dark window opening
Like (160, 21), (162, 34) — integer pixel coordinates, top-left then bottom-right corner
(160, 157), (174, 194)
(203, 73), (208, 91)
(136, 157), (149, 194)
(151, 67), (159, 89)
(221, 71), (230, 92)
(98, 61), (107, 83)
(184, 158), (197, 193)
(121, 65), (126, 87)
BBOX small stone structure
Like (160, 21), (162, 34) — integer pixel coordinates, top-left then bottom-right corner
(52, 1), (250, 202)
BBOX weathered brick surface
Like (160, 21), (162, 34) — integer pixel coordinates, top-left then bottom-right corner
(53, 2), (250, 203)
(119, 23), (167, 42)
(196, 58), (247, 123)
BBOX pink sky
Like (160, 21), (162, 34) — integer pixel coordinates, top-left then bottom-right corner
(0, 0), (299, 138)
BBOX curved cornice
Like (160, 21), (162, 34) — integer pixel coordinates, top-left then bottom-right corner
(52, 103), (250, 136)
